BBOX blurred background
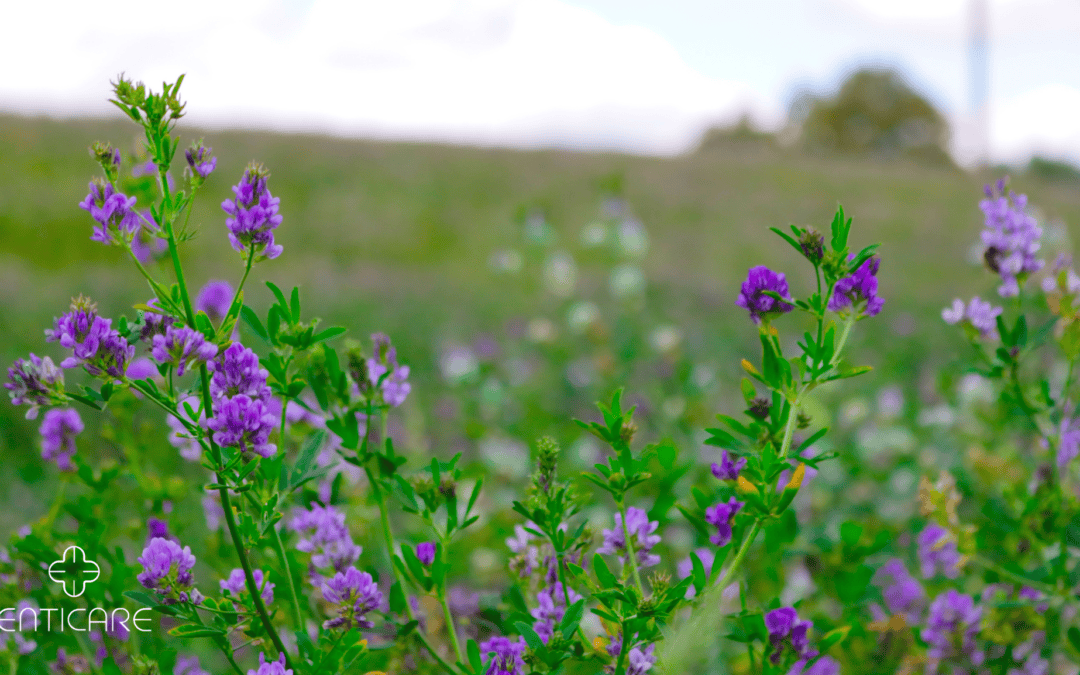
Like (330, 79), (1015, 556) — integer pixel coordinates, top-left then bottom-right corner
(1, 0), (1079, 626)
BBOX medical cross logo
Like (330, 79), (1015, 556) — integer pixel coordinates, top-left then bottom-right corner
(48, 546), (100, 598)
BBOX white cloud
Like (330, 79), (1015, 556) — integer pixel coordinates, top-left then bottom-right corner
(0, 0), (771, 154)
(992, 84), (1080, 164)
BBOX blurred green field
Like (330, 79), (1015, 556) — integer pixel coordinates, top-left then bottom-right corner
(2, 110), (1079, 525)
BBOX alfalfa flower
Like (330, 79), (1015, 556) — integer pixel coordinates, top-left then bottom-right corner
(185, 140), (217, 184)
(220, 568), (274, 605)
(320, 566), (382, 630)
(765, 606), (816, 665)
(980, 178), (1043, 297)
(39, 408), (83, 471)
(247, 653), (291, 675)
(705, 497), (744, 547)
(480, 636), (526, 675)
(829, 256), (883, 317)
(137, 537), (201, 604)
(941, 297), (1002, 338)
(736, 266), (794, 324)
(5, 354), (64, 419)
(79, 179), (140, 246)
(151, 325), (218, 376)
(598, 507), (662, 568)
(222, 163), (283, 260)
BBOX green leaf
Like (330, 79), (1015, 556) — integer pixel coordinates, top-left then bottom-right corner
(240, 305), (268, 341)
(593, 553), (617, 587)
(829, 204), (850, 252)
(312, 326), (346, 344)
(265, 281), (289, 310)
(558, 599), (585, 634)
(123, 591), (160, 608)
(468, 638), (483, 674)
(689, 551), (706, 597)
(168, 623), (225, 638)
(290, 286), (301, 323)
(1069, 626), (1080, 654)
(514, 622), (545, 650)
(840, 521), (863, 547)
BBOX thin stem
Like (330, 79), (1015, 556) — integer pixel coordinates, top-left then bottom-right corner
(219, 647), (246, 675)
(830, 313), (857, 367)
(616, 500), (645, 594)
(969, 555), (1062, 598)
(709, 521), (762, 592)
(438, 580), (466, 667)
(43, 476), (69, 529)
(271, 525), (305, 628)
(226, 247), (257, 325)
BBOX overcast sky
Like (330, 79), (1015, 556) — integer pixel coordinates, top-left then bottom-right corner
(3, 0), (1078, 166)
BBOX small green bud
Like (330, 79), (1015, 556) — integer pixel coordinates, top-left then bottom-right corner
(799, 228), (825, 264)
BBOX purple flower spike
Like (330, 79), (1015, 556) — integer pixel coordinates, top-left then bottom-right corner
(787, 656), (840, 675)
(366, 333), (411, 407)
(704, 497), (743, 547)
(598, 507), (662, 568)
(765, 606), (816, 665)
(942, 296), (1002, 337)
(209, 343), (271, 402)
(220, 568), (275, 605)
(79, 180), (140, 246)
(222, 165), (284, 260)
(320, 566), (382, 630)
(151, 325), (218, 377)
(288, 503), (362, 572)
(40, 408), (83, 471)
(481, 635), (526, 675)
(711, 449), (747, 481)
(47, 300), (134, 378)
(829, 256), (883, 317)
(195, 280), (234, 323)
(1054, 407), (1080, 469)
(137, 537), (200, 605)
(185, 142), (217, 181)
(247, 653), (292, 675)
(872, 558), (925, 622)
(980, 179), (1043, 297)
(917, 523), (962, 579)
(627, 644), (656, 675)
(175, 655), (211, 675)
(416, 542), (436, 566)
(5, 353), (64, 419)
(205, 394), (277, 458)
(921, 590), (984, 671)
(737, 266), (794, 324)
(531, 582), (583, 643)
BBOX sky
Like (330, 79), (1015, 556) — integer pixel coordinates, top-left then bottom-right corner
(3, 0), (1078, 166)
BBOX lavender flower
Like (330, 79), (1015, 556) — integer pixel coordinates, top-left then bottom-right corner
(481, 636), (526, 675)
(627, 644), (656, 675)
(598, 507), (662, 568)
(872, 558), (925, 622)
(220, 568), (275, 605)
(416, 542), (436, 566)
(151, 325), (218, 376)
(705, 497), (744, 547)
(1009, 631), (1048, 675)
(941, 296), (1002, 337)
(677, 547), (715, 598)
(829, 256), (883, 317)
(47, 300), (134, 377)
(185, 141), (217, 181)
(205, 394), (277, 458)
(765, 606), (816, 665)
(980, 179), (1044, 297)
(175, 655), (211, 675)
(320, 566), (382, 630)
(532, 582), (583, 643)
(5, 354), (63, 419)
(787, 656), (841, 675)
(289, 504), (362, 572)
(138, 299), (171, 342)
(921, 590), (984, 673)
(147, 518), (171, 542)
(367, 333), (411, 407)
(130, 211), (167, 264)
(222, 165), (284, 260)
(209, 343), (272, 402)
(1054, 406), (1080, 469)
(736, 266), (794, 324)
(137, 537), (200, 604)
(917, 523), (962, 579)
(79, 180), (140, 245)
(39, 408), (83, 471)
(195, 280), (234, 323)
(507, 524), (542, 578)
(247, 653), (291, 675)
(1041, 254), (1080, 295)
(125, 357), (158, 381)
(711, 449), (746, 481)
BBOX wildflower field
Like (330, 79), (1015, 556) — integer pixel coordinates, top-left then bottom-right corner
(3, 77), (1080, 674)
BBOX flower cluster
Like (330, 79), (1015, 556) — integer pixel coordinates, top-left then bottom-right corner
(942, 296), (1003, 338)
(916, 522), (963, 579)
(531, 581), (582, 643)
(481, 636), (527, 675)
(765, 607), (839, 673)
(137, 537), (200, 604)
(220, 568), (275, 605)
(39, 408), (83, 471)
(367, 333), (411, 407)
(205, 343), (277, 458)
(980, 178), (1043, 297)
(151, 325), (218, 376)
(921, 590), (984, 673)
(319, 566), (382, 630)
(828, 256), (883, 317)
(247, 653), (292, 675)
(737, 266), (794, 324)
(871, 558), (925, 623)
(46, 298), (134, 378)
(79, 180), (140, 246)
(196, 280), (233, 323)
(5, 353), (63, 419)
(704, 497), (743, 547)
(288, 503), (362, 574)
(598, 507), (662, 568)
(711, 449), (746, 481)
(185, 141), (217, 182)
(222, 164), (284, 260)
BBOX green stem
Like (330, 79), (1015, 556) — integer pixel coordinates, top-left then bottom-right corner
(224, 246), (256, 330)
(709, 521), (762, 592)
(219, 648), (246, 675)
(43, 476), (69, 529)
(969, 555), (1062, 597)
(271, 525), (305, 628)
(831, 313), (857, 367)
(616, 500), (645, 594)
(438, 580), (466, 667)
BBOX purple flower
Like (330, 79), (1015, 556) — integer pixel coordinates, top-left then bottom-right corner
(147, 518), (171, 542)
(247, 653), (292, 675)
(736, 266), (794, 324)
(704, 497), (744, 547)
(126, 357), (158, 381)
(220, 568), (275, 605)
(289, 504), (362, 572)
(872, 558), (925, 622)
(917, 523), (962, 579)
(921, 590), (984, 672)
(480, 635), (526, 675)
(130, 211), (167, 264)
(138, 299), (172, 342)
(78, 180), (140, 245)
(416, 542), (436, 566)
(942, 296), (1002, 337)
(765, 606), (816, 665)
(195, 280), (234, 323)
(151, 325), (218, 376)
(711, 450), (746, 481)
(137, 537), (200, 604)
(5, 354), (63, 419)
(320, 566), (382, 630)
(209, 343), (271, 402)
(47, 301), (134, 378)
(175, 655), (211, 675)
(980, 179), (1044, 297)
(39, 408), (83, 471)
(627, 644), (656, 675)
(222, 166), (284, 260)
(185, 142), (217, 181)
(1054, 406), (1080, 469)
(677, 547), (715, 598)
(829, 256), (883, 317)
(367, 333), (411, 407)
(205, 394), (277, 458)
(598, 507), (662, 568)
(531, 582), (582, 643)
(787, 656), (841, 675)
(506, 524), (541, 578)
